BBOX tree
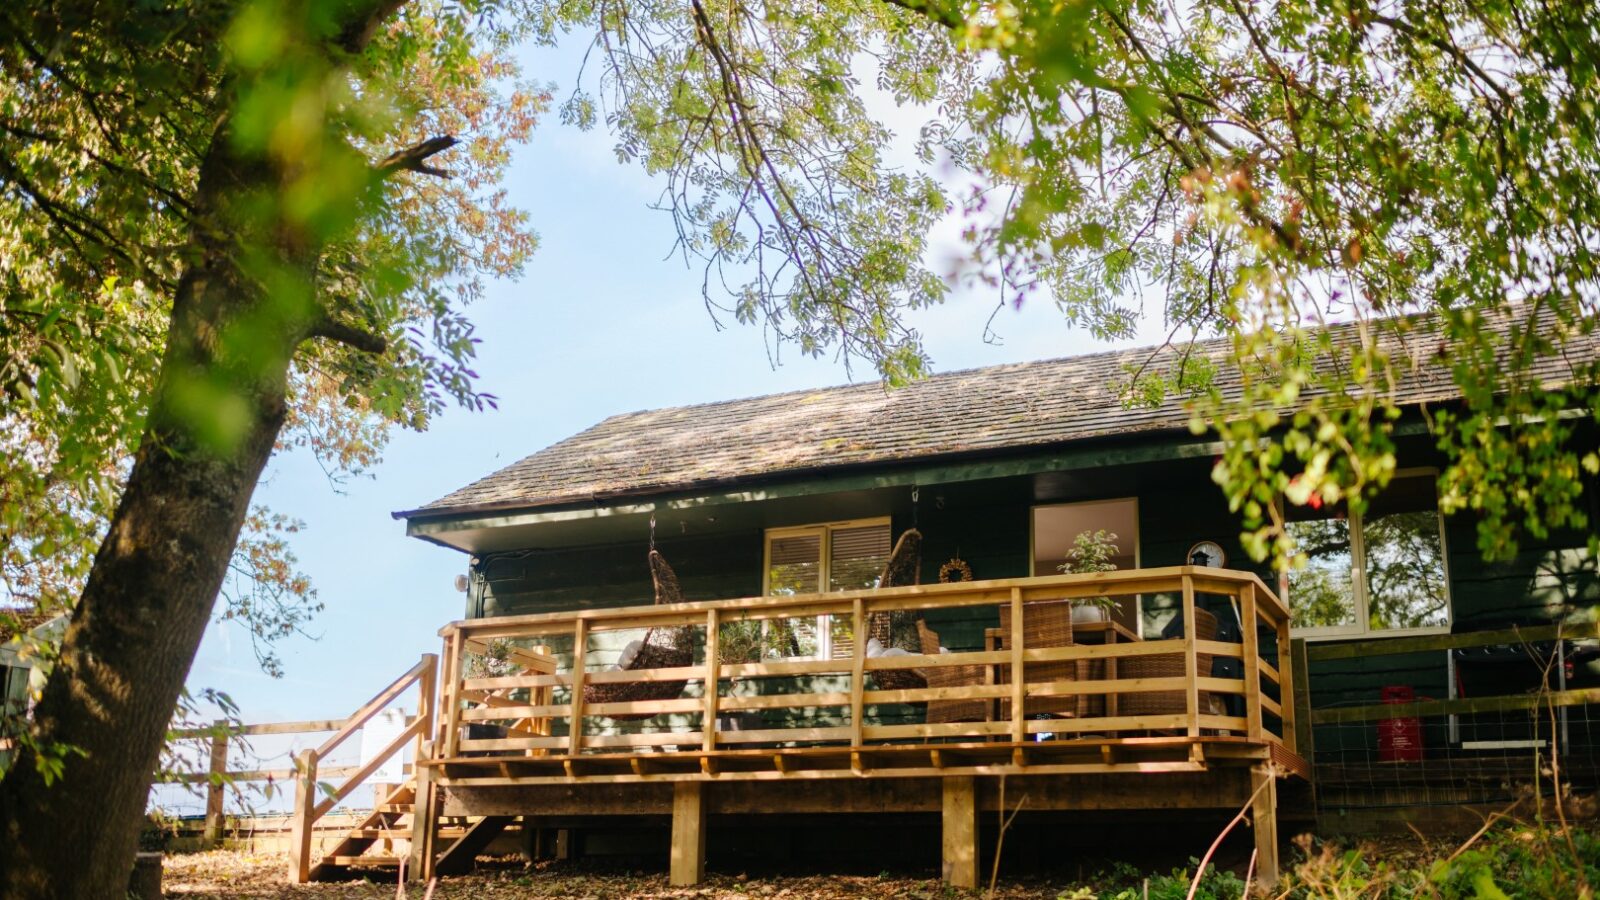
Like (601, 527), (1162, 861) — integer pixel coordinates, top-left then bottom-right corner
(0, 0), (541, 894)
(3, 0), (1597, 893)
(531, 0), (1598, 568)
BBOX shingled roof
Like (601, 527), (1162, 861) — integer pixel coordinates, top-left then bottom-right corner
(399, 317), (1556, 520)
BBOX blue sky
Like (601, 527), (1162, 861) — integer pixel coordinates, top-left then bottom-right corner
(175, 33), (1167, 794)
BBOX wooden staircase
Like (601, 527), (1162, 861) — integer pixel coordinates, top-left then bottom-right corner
(287, 653), (525, 883)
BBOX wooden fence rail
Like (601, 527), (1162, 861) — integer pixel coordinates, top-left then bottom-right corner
(162, 718), (420, 848)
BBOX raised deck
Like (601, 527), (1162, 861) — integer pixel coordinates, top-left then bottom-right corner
(410, 567), (1306, 888)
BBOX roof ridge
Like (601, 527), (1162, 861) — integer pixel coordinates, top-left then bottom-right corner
(598, 330), (1230, 423)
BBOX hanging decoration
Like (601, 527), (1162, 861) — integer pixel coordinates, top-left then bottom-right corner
(938, 558), (973, 584)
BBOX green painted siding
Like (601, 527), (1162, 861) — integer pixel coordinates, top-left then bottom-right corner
(463, 445), (1597, 754)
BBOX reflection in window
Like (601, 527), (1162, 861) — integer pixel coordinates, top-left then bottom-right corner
(761, 521), (891, 660)
(1285, 514), (1358, 630)
(1285, 473), (1450, 636)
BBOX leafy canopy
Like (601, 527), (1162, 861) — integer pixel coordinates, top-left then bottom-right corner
(534, 0), (1600, 566)
(0, 0), (543, 693)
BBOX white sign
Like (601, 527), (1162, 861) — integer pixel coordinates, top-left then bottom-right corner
(359, 708), (408, 784)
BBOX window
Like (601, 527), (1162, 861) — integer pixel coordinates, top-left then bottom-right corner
(1031, 498), (1142, 634)
(762, 519), (892, 659)
(1284, 471), (1451, 638)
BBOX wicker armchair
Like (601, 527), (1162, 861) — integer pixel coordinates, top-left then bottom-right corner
(996, 600), (1082, 720)
(916, 620), (990, 724)
(1119, 607), (1218, 723)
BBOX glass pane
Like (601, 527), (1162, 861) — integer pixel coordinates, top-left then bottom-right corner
(1286, 516), (1358, 629)
(828, 525), (891, 591)
(768, 534), (821, 596)
(1363, 478), (1449, 630)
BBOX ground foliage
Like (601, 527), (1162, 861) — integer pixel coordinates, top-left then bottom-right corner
(156, 820), (1600, 899)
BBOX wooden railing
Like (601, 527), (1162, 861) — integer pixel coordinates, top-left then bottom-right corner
(434, 567), (1294, 760)
(287, 653), (436, 882)
(164, 717), (417, 848)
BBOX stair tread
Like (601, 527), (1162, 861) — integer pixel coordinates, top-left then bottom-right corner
(326, 855), (403, 867)
(375, 804), (414, 813)
(344, 827), (467, 839)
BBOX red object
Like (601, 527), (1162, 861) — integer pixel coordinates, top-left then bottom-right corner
(1378, 685), (1423, 762)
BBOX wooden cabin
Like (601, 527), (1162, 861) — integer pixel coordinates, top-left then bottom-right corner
(287, 326), (1597, 886)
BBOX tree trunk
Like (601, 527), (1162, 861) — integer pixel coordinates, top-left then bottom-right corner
(0, 137), (300, 900)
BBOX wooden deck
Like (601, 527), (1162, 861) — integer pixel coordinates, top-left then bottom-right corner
(405, 568), (1307, 888)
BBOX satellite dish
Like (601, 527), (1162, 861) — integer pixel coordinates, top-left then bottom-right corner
(453, 574), (469, 593)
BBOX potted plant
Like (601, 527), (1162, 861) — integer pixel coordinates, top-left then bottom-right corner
(1058, 529), (1120, 624)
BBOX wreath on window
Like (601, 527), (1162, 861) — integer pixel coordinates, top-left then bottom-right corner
(938, 558), (973, 584)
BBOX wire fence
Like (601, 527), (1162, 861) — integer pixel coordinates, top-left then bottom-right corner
(1298, 625), (1600, 817)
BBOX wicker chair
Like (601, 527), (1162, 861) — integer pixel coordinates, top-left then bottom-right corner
(915, 620), (990, 724)
(1119, 607), (1218, 724)
(996, 600), (1081, 720)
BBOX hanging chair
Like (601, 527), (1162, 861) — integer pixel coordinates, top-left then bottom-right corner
(866, 528), (929, 692)
(582, 550), (695, 721)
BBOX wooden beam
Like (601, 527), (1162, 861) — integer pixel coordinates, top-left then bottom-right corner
(568, 617), (588, 757)
(670, 781), (707, 886)
(1182, 577), (1199, 738)
(1251, 764), (1279, 893)
(1009, 588), (1024, 742)
(287, 749), (318, 884)
(703, 609), (720, 753)
(410, 742), (439, 881)
(1305, 621), (1600, 662)
(941, 776), (979, 890)
(1311, 686), (1600, 725)
(1289, 638), (1312, 760)
(850, 596), (865, 748)
(203, 723), (228, 848)
(1240, 584), (1263, 742)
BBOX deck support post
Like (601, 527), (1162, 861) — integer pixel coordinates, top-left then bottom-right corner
(1250, 764), (1279, 893)
(203, 721), (229, 848)
(941, 776), (979, 890)
(670, 781), (707, 886)
(410, 743), (438, 881)
(287, 748), (318, 883)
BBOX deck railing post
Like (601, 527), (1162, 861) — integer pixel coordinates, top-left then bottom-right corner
(1240, 584), (1263, 741)
(287, 748), (319, 883)
(850, 597), (865, 747)
(1181, 576), (1200, 738)
(1009, 587), (1025, 742)
(203, 720), (228, 848)
(415, 653), (437, 767)
(1278, 622), (1298, 754)
(1289, 637), (1314, 761)
(568, 618), (589, 756)
(410, 739), (438, 881)
(703, 609), (720, 753)
(442, 629), (465, 757)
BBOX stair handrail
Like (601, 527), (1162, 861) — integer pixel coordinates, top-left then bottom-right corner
(288, 653), (438, 883)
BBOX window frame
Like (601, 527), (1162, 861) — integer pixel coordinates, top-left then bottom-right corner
(761, 516), (893, 660)
(1028, 497), (1145, 633)
(1282, 467), (1454, 641)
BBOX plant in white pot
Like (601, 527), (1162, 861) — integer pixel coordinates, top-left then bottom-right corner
(1059, 529), (1120, 624)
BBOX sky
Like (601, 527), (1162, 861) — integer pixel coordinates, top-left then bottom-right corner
(169, 30), (1169, 807)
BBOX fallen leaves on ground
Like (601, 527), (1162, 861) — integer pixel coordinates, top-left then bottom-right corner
(163, 851), (1076, 898)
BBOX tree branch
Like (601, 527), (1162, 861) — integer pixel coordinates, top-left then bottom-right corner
(376, 135), (458, 179)
(879, 0), (963, 30)
(309, 318), (387, 354)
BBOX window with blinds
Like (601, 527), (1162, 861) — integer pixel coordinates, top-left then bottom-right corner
(762, 519), (892, 659)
